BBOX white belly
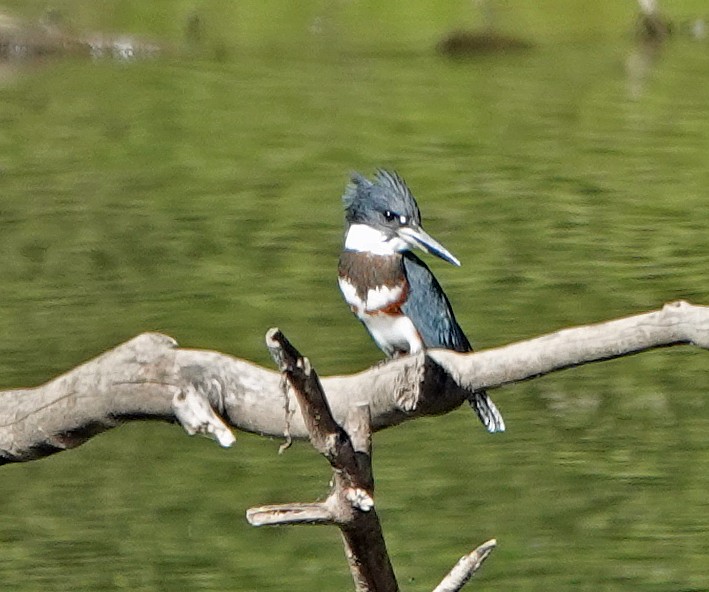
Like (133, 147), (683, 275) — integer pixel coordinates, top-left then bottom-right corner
(339, 276), (422, 357)
(361, 312), (423, 357)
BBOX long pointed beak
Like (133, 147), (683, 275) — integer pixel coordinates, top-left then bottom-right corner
(398, 225), (461, 266)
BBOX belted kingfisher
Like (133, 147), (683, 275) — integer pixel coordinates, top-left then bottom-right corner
(337, 170), (505, 433)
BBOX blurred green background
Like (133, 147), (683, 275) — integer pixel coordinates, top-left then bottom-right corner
(1, 1), (709, 590)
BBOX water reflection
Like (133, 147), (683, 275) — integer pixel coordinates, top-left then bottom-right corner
(1, 4), (709, 590)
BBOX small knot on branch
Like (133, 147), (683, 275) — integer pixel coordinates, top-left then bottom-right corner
(663, 299), (689, 311)
(346, 487), (374, 512)
(172, 385), (236, 448)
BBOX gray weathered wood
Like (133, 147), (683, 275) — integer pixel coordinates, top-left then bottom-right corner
(249, 329), (497, 591)
(1, 300), (708, 464)
(432, 540), (497, 592)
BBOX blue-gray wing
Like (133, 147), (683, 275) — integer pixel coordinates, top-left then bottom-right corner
(400, 252), (472, 353)
(401, 252), (506, 433)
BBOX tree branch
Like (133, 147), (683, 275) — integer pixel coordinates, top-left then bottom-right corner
(250, 329), (496, 591)
(254, 328), (397, 591)
(1, 300), (708, 464)
(432, 539), (497, 592)
(246, 503), (334, 526)
(428, 299), (709, 391)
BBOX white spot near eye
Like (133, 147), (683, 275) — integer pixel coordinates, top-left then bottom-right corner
(399, 215), (407, 225)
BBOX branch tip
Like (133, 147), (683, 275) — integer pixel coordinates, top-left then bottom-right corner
(265, 327), (282, 348)
(246, 503), (334, 526)
(432, 538), (497, 592)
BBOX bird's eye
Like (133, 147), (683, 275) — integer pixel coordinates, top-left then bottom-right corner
(383, 210), (398, 222)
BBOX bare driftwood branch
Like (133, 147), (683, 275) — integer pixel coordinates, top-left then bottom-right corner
(249, 328), (396, 592)
(1, 300), (708, 464)
(249, 330), (495, 591)
(427, 299), (709, 391)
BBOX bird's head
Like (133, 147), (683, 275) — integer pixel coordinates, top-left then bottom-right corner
(342, 169), (460, 266)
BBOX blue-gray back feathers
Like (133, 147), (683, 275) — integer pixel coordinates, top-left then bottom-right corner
(401, 252), (471, 353)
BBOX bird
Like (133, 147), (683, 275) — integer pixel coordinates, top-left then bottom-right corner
(337, 169), (505, 433)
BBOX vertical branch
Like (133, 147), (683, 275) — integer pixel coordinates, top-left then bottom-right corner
(258, 329), (398, 592)
(251, 328), (496, 591)
(337, 403), (395, 592)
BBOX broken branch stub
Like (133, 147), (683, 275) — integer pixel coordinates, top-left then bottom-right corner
(266, 328), (362, 485)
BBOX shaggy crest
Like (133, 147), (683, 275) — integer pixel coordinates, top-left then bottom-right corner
(342, 169), (422, 226)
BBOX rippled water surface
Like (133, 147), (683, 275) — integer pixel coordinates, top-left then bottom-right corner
(1, 2), (709, 590)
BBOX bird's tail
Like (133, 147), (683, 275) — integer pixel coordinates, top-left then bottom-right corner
(468, 390), (505, 433)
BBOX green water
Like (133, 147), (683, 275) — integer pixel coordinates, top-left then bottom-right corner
(2, 2), (709, 590)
